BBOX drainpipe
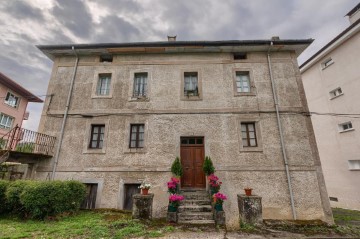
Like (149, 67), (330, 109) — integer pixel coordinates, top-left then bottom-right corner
(267, 41), (297, 220)
(51, 46), (79, 180)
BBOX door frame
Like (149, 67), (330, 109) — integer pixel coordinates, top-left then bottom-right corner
(180, 136), (205, 189)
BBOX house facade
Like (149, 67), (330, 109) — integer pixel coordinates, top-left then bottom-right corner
(36, 38), (333, 228)
(300, 4), (360, 210)
(0, 72), (43, 137)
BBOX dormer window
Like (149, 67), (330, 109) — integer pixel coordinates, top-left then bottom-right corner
(321, 58), (334, 69)
(5, 92), (20, 108)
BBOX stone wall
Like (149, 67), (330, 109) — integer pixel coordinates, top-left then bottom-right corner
(35, 51), (333, 228)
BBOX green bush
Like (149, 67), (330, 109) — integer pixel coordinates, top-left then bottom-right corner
(203, 156), (215, 176)
(171, 157), (183, 177)
(0, 180), (9, 213)
(20, 180), (86, 219)
(6, 180), (29, 216)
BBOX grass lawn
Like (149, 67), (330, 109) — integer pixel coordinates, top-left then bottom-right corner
(0, 209), (175, 239)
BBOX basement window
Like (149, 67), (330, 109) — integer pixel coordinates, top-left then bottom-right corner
(100, 54), (113, 62)
(234, 53), (247, 60)
(329, 197), (338, 202)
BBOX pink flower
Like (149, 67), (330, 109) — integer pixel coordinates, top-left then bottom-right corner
(214, 192), (227, 200)
(208, 174), (219, 182)
(169, 194), (184, 202)
(171, 177), (180, 184)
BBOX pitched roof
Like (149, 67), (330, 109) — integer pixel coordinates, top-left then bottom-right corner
(0, 72), (43, 103)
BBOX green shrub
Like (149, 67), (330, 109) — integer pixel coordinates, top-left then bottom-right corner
(203, 156), (215, 176)
(0, 180), (9, 213)
(171, 157), (183, 177)
(20, 180), (86, 219)
(6, 180), (29, 216)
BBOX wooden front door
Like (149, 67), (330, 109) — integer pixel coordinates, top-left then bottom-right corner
(81, 183), (98, 209)
(124, 184), (141, 210)
(180, 137), (205, 188)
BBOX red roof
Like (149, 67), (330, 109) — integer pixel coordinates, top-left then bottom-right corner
(0, 72), (43, 103)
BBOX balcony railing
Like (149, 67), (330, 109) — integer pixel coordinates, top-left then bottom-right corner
(0, 125), (56, 156)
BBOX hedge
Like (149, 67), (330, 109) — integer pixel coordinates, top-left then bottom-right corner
(0, 180), (9, 213)
(1, 180), (86, 219)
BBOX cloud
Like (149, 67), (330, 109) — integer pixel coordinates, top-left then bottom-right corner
(0, 0), (358, 131)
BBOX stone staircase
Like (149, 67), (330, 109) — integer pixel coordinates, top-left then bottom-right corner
(178, 190), (215, 225)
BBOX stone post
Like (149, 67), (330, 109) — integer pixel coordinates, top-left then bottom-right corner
(132, 194), (154, 219)
(237, 194), (262, 225)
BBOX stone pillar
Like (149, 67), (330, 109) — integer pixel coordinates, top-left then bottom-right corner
(237, 194), (262, 225)
(167, 212), (177, 223)
(215, 210), (226, 225)
(132, 194), (154, 219)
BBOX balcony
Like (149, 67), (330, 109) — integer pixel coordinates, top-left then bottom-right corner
(0, 125), (56, 164)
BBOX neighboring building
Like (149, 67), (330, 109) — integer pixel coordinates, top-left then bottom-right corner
(0, 72), (43, 137)
(300, 4), (360, 210)
(36, 37), (333, 228)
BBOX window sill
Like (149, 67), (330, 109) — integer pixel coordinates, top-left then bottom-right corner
(124, 148), (147, 154)
(83, 148), (106, 154)
(91, 95), (113, 99)
(339, 128), (355, 133)
(234, 92), (256, 97)
(240, 147), (263, 152)
(330, 93), (344, 100)
(181, 95), (202, 101)
(129, 97), (150, 102)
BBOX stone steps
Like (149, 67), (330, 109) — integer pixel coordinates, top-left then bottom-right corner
(178, 219), (215, 225)
(177, 212), (214, 221)
(178, 205), (212, 212)
(177, 190), (214, 225)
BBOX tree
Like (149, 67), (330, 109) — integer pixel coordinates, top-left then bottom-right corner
(171, 157), (183, 177)
(203, 156), (215, 176)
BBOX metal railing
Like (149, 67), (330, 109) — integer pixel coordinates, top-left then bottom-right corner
(0, 125), (56, 156)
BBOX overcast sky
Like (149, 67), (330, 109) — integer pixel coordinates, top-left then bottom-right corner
(0, 0), (357, 131)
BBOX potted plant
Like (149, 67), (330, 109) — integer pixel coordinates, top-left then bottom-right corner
(244, 187), (253, 196)
(203, 156), (215, 176)
(168, 194), (184, 212)
(167, 177), (180, 194)
(208, 174), (222, 195)
(171, 157), (183, 178)
(213, 192), (227, 211)
(139, 182), (151, 195)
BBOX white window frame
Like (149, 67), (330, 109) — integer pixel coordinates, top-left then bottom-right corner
(180, 69), (202, 101)
(4, 92), (20, 108)
(338, 121), (354, 133)
(92, 70), (115, 99)
(348, 160), (360, 170)
(329, 87), (343, 100)
(236, 72), (251, 93)
(184, 72), (199, 96)
(0, 113), (14, 130)
(321, 58), (334, 69)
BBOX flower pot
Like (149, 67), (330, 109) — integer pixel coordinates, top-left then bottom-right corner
(168, 205), (177, 212)
(244, 188), (252, 196)
(142, 188), (149, 195)
(214, 203), (223, 211)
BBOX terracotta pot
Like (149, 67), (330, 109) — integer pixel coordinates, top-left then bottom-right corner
(142, 188), (149, 195)
(244, 188), (252, 196)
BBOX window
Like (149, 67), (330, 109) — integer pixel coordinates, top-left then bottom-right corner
(329, 87), (343, 99)
(184, 72), (198, 96)
(100, 54), (113, 62)
(129, 124), (144, 148)
(338, 122), (353, 132)
(234, 53), (247, 60)
(321, 58), (334, 69)
(236, 72), (251, 93)
(241, 123), (257, 147)
(133, 73), (148, 97)
(348, 160), (360, 170)
(5, 92), (20, 108)
(0, 114), (14, 129)
(96, 74), (111, 96)
(89, 125), (105, 149)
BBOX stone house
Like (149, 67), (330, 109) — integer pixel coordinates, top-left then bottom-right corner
(36, 38), (333, 228)
(300, 3), (360, 210)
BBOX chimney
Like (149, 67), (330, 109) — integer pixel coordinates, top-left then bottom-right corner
(346, 3), (360, 25)
(167, 35), (177, 42)
(271, 36), (280, 41)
